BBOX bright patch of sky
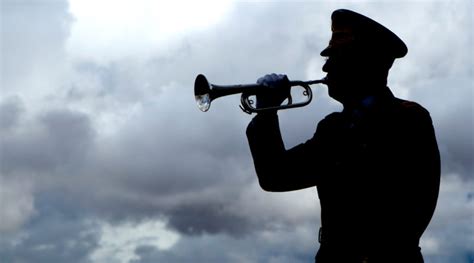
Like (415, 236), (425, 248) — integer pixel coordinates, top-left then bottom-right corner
(67, 0), (234, 62)
(90, 219), (180, 263)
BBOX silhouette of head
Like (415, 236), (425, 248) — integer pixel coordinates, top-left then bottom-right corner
(321, 9), (407, 104)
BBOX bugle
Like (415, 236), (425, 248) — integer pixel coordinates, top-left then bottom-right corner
(194, 74), (327, 114)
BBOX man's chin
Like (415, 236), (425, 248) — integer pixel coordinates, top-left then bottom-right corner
(328, 85), (345, 103)
(328, 92), (344, 104)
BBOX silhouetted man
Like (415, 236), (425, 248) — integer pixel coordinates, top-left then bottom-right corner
(246, 9), (440, 263)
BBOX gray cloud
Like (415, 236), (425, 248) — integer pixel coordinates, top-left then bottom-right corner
(422, 78), (473, 179)
(130, 223), (320, 263)
(388, 1), (473, 180)
(0, 175), (35, 232)
(0, 96), (24, 131)
(0, 105), (95, 176)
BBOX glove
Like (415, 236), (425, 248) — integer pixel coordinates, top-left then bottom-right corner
(256, 73), (291, 109)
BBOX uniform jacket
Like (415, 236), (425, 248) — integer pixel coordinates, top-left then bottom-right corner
(246, 87), (440, 262)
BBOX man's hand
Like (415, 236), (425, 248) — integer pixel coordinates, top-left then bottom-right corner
(256, 73), (291, 109)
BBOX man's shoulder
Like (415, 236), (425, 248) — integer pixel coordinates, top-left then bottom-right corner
(388, 98), (436, 131)
(392, 98), (431, 118)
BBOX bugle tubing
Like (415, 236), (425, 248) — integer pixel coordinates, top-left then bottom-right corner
(194, 74), (327, 114)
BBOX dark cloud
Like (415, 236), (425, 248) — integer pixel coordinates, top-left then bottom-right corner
(421, 176), (474, 263)
(166, 202), (254, 237)
(0, 192), (100, 263)
(0, 96), (24, 130)
(0, 105), (95, 175)
(0, 97), (24, 130)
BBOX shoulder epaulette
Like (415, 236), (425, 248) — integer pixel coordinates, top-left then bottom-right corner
(400, 100), (419, 109)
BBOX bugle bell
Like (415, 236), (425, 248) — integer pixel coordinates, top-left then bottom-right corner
(194, 74), (327, 114)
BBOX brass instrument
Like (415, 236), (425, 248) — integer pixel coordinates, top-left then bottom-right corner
(194, 74), (327, 114)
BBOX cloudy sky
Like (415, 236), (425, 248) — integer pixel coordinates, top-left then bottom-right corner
(0, 0), (472, 262)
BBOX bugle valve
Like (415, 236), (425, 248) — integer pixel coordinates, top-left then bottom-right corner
(194, 74), (327, 114)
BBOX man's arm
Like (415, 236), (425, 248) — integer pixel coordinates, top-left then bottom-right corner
(397, 102), (441, 237)
(246, 113), (326, 192)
